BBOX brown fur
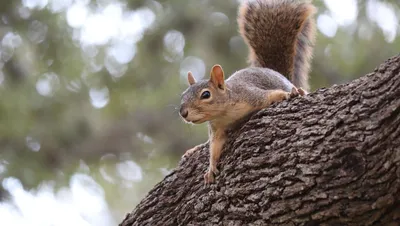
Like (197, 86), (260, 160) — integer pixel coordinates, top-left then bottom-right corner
(180, 0), (316, 184)
(180, 66), (303, 184)
(238, 0), (316, 91)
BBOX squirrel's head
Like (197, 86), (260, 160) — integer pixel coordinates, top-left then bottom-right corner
(179, 64), (229, 124)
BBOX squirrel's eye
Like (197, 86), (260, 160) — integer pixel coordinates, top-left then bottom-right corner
(200, 91), (211, 99)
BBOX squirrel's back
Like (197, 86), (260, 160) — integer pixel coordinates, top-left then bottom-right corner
(238, 0), (316, 90)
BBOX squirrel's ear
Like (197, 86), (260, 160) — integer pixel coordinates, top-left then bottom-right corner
(210, 64), (225, 90)
(187, 71), (196, 85)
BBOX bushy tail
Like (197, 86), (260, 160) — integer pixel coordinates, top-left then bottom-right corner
(238, 0), (316, 90)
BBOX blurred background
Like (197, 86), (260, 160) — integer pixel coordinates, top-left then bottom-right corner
(0, 0), (398, 225)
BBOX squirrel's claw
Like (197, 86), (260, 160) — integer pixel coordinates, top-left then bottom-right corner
(204, 164), (219, 184)
(289, 87), (308, 98)
(290, 87), (308, 98)
(297, 87), (307, 96)
(211, 165), (219, 175)
(290, 87), (300, 98)
(204, 170), (215, 184)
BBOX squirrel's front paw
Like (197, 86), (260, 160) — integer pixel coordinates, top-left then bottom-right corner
(204, 165), (219, 184)
(204, 170), (215, 184)
(210, 164), (219, 175)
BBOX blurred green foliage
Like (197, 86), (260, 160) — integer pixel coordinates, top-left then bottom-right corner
(0, 0), (398, 221)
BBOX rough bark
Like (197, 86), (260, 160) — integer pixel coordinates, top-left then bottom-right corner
(120, 55), (400, 226)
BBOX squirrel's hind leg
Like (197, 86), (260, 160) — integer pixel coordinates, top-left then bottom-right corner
(264, 87), (304, 107)
(264, 89), (291, 106)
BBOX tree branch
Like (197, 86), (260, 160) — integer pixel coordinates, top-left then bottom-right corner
(120, 55), (400, 226)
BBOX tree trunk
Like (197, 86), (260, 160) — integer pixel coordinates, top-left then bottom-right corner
(120, 55), (400, 226)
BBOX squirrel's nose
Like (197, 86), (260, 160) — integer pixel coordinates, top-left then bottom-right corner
(180, 107), (188, 118)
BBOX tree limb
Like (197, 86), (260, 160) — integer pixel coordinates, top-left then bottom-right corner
(120, 55), (400, 226)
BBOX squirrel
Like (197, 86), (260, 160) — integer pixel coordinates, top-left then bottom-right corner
(179, 0), (316, 184)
